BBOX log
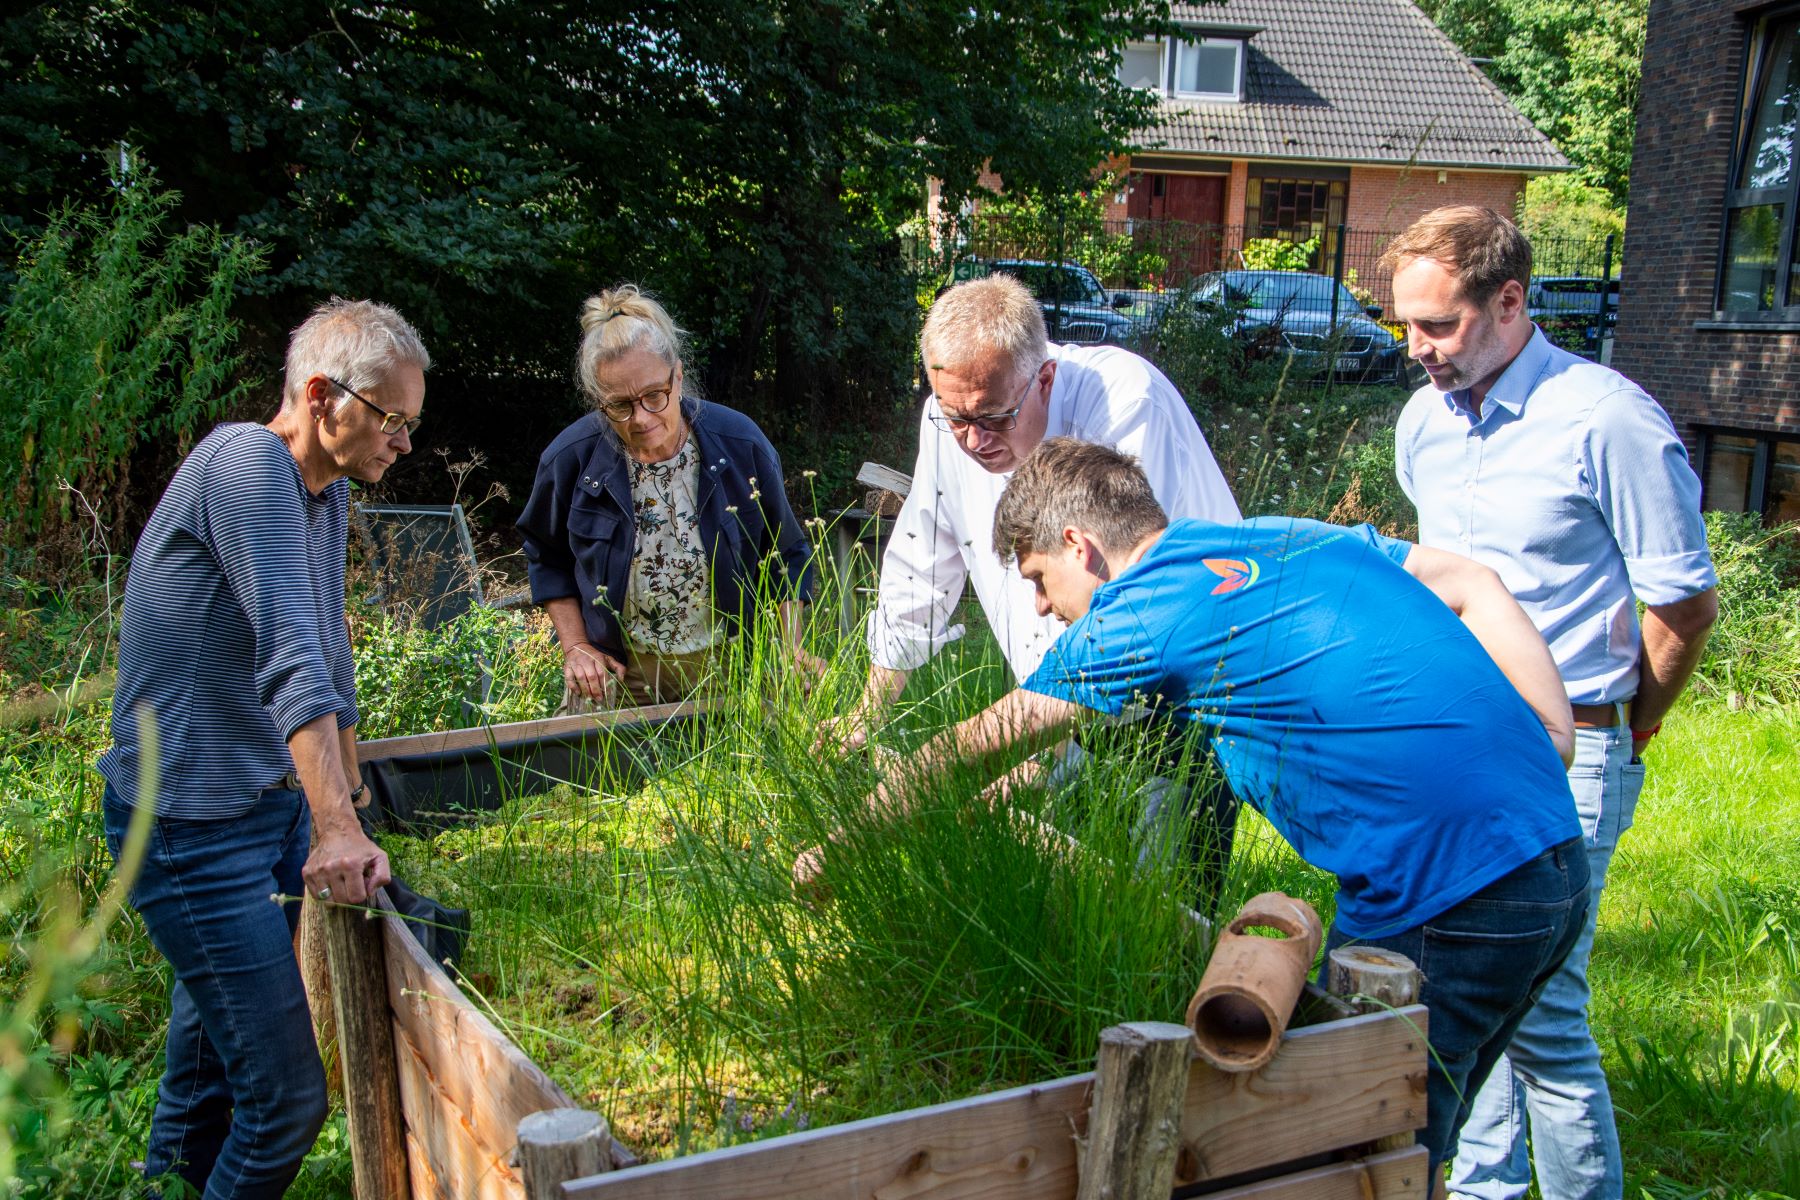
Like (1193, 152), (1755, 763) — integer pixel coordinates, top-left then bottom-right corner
(1187, 893), (1323, 1073)
(324, 894), (411, 1200)
(1076, 1022), (1193, 1200)
(356, 699), (709, 763)
(855, 461), (913, 498)
(519, 1109), (612, 1199)
(1325, 946), (1424, 1154)
(297, 892), (339, 1096)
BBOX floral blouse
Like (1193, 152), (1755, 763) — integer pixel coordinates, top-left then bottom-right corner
(621, 438), (717, 655)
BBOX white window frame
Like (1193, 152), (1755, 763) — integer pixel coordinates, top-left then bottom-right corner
(1172, 36), (1243, 102)
(1118, 38), (1166, 92)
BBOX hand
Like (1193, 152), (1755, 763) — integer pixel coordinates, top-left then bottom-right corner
(792, 843), (832, 906)
(304, 824), (392, 906)
(815, 709), (871, 754)
(1630, 729), (1657, 759)
(563, 642), (624, 703)
(789, 646), (830, 688)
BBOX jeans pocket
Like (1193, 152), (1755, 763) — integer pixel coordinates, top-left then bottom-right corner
(155, 814), (240, 857)
(1419, 921), (1558, 1059)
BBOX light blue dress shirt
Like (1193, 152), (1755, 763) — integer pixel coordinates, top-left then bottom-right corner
(1395, 328), (1716, 705)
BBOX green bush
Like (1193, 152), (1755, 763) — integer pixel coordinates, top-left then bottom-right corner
(1241, 236), (1319, 272)
(350, 603), (566, 739)
(1691, 512), (1800, 708)
(0, 174), (264, 580)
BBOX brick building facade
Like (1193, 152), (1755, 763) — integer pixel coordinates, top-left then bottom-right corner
(1613, 0), (1800, 524)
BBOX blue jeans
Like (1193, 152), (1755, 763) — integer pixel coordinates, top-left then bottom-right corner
(103, 784), (327, 1198)
(1322, 836), (1591, 1176)
(1449, 725), (1642, 1200)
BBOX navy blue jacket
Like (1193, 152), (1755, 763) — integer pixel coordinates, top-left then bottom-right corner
(518, 399), (816, 662)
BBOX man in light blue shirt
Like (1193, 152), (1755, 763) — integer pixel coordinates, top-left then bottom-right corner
(1387, 206), (1719, 1200)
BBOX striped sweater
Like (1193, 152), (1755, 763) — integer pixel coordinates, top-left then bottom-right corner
(98, 423), (359, 819)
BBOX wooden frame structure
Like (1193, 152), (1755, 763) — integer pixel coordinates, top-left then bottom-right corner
(328, 708), (1432, 1200)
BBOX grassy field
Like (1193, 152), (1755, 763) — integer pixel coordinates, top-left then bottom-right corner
(4, 589), (1797, 1198)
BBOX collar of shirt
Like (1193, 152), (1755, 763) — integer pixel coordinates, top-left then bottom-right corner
(1441, 326), (1551, 426)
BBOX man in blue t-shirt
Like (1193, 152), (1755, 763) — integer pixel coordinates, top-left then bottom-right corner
(795, 437), (1589, 1180)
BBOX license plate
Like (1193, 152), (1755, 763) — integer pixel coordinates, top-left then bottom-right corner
(1335, 355), (1361, 372)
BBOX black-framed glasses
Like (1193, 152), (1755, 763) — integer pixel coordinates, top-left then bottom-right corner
(329, 377), (423, 436)
(599, 367), (677, 423)
(928, 366), (1043, 434)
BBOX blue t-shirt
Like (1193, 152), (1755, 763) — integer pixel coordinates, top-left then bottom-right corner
(1022, 517), (1579, 938)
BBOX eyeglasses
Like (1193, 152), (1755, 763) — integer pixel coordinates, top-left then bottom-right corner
(329, 377), (423, 436)
(928, 366), (1044, 434)
(599, 367), (677, 423)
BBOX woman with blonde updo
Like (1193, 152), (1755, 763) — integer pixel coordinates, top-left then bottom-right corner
(518, 285), (822, 706)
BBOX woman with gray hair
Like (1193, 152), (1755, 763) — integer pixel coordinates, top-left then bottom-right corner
(518, 284), (821, 706)
(97, 297), (427, 1196)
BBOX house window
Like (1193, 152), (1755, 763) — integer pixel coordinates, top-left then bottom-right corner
(1119, 40), (1164, 91)
(1719, 14), (1800, 314)
(1247, 177), (1347, 239)
(1173, 37), (1243, 101)
(1700, 427), (1800, 523)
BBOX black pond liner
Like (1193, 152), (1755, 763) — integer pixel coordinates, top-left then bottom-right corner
(358, 704), (710, 836)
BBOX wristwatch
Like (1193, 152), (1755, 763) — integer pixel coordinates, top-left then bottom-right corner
(349, 782), (370, 807)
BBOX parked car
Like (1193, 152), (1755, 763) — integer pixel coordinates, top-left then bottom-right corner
(1190, 270), (1408, 385)
(964, 259), (1140, 345)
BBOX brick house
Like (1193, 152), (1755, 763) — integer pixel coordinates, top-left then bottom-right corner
(1612, 0), (1800, 524)
(933, 0), (1567, 300)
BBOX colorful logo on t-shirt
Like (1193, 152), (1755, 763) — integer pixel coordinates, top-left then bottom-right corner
(1203, 557), (1261, 595)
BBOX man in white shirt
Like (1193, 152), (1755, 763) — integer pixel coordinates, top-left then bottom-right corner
(832, 274), (1241, 883)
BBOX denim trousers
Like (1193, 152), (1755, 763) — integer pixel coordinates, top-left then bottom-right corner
(1322, 836), (1591, 1177)
(103, 783), (327, 1199)
(1449, 724), (1643, 1200)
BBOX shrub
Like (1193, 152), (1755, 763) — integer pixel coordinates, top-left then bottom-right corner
(1690, 513), (1800, 708)
(0, 174), (265, 581)
(1241, 236), (1319, 273)
(350, 603), (565, 739)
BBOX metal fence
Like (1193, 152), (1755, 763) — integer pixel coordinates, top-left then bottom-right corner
(913, 215), (1623, 363)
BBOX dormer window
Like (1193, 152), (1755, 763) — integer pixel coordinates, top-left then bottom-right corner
(1115, 34), (1245, 102)
(1173, 36), (1243, 102)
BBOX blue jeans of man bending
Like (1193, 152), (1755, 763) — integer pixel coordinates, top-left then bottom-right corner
(1322, 837), (1591, 1177)
(1449, 724), (1642, 1200)
(103, 784), (327, 1199)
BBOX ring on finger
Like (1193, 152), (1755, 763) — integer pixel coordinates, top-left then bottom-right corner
(316, 886), (333, 901)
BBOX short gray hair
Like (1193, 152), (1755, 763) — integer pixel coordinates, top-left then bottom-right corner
(994, 438), (1168, 567)
(921, 274), (1048, 382)
(284, 298), (430, 410)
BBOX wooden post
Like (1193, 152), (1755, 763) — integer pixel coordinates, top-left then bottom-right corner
(1076, 1021), (1194, 1200)
(323, 894), (410, 1200)
(1327, 945), (1424, 1154)
(297, 894), (340, 1096)
(519, 1108), (613, 1199)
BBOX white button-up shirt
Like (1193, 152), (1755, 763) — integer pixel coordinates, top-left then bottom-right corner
(869, 342), (1240, 682)
(1395, 328), (1716, 705)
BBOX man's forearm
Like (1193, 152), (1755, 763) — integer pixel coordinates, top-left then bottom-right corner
(291, 713), (358, 837)
(1630, 590), (1718, 731)
(873, 690), (1077, 823)
(859, 663), (910, 713)
(339, 724), (362, 804)
(544, 595), (591, 651)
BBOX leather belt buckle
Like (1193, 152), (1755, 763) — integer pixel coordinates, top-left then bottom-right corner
(271, 770), (303, 792)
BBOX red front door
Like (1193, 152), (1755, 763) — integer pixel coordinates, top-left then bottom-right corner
(1128, 172), (1226, 276)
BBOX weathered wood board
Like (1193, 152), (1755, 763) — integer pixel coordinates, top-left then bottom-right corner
(1193, 1145), (1429, 1199)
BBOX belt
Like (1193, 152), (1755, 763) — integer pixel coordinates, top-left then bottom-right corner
(1570, 703), (1621, 729)
(269, 771), (303, 791)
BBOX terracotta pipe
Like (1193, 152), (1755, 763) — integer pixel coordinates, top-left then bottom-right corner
(1185, 891), (1324, 1073)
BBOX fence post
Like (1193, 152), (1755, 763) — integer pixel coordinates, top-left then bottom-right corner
(519, 1108), (613, 1199)
(1596, 233), (1617, 361)
(323, 895), (410, 1200)
(1076, 1021), (1193, 1200)
(1330, 223), (1348, 329)
(1327, 945), (1423, 1154)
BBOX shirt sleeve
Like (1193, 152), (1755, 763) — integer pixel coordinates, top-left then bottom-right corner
(518, 442), (582, 605)
(1342, 522), (1415, 569)
(324, 485), (360, 730)
(1082, 356), (1241, 523)
(1392, 397), (1421, 506)
(1580, 388), (1717, 606)
(199, 433), (351, 741)
(1020, 610), (1163, 718)
(866, 407), (971, 671)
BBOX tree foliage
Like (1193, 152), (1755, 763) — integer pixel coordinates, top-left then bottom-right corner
(1417, 0), (1644, 208)
(2, 2), (1172, 498)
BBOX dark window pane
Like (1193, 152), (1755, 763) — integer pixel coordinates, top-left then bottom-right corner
(1769, 440), (1800, 525)
(1722, 205), (1784, 311)
(1739, 20), (1800, 190)
(1705, 435), (1758, 511)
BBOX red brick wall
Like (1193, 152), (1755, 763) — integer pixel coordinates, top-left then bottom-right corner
(1345, 166), (1527, 234)
(1613, 0), (1800, 440)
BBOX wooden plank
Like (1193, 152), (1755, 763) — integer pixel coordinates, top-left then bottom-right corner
(1186, 1145), (1429, 1200)
(393, 1020), (522, 1200)
(855, 461), (913, 497)
(1175, 1006), (1429, 1187)
(381, 897), (576, 1156)
(358, 698), (709, 763)
(560, 1072), (1094, 1200)
(405, 1127), (454, 1200)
